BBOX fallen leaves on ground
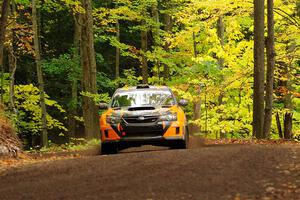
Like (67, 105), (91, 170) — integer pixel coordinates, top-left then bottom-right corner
(203, 138), (299, 145)
(0, 152), (82, 174)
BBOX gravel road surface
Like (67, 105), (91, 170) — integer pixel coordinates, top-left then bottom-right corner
(0, 141), (299, 200)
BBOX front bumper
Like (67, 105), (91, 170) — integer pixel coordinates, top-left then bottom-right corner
(101, 121), (184, 143)
(102, 135), (185, 149)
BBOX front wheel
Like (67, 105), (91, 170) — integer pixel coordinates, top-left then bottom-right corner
(170, 127), (189, 149)
(100, 142), (118, 155)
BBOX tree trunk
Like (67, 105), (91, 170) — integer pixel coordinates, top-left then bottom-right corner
(275, 112), (283, 138)
(69, 77), (78, 139)
(191, 33), (201, 133)
(204, 86), (208, 133)
(0, 0), (11, 104)
(217, 16), (225, 69)
(263, 0), (275, 139)
(163, 1), (172, 82)
(192, 32), (198, 58)
(253, 0), (265, 139)
(217, 16), (226, 138)
(8, 39), (17, 112)
(282, 58), (293, 139)
(192, 85), (201, 133)
(151, 5), (160, 46)
(7, 1), (17, 112)
(32, 0), (48, 147)
(8, 50), (17, 112)
(68, 14), (82, 139)
(115, 19), (120, 79)
(283, 112), (293, 139)
(141, 19), (148, 84)
(151, 5), (160, 79)
(80, 0), (100, 139)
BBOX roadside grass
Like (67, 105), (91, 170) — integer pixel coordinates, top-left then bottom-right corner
(28, 138), (100, 153)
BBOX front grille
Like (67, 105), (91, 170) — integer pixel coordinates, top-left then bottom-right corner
(123, 131), (162, 138)
(121, 117), (164, 137)
(122, 125), (164, 138)
(123, 116), (159, 124)
(120, 115), (164, 138)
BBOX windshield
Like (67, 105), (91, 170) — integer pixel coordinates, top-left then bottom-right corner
(111, 90), (175, 108)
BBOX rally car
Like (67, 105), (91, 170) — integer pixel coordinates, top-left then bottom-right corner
(99, 85), (189, 154)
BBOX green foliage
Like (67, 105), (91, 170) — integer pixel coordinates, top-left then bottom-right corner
(114, 69), (141, 87)
(14, 0), (30, 5)
(156, 0), (299, 139)
(13, 84), (67, 135)
(97, 72), (116, 93)
(36, 138), (100, 153)
(2, 0), (300, 146)
(89, 0), (300, 139)
(42, 51), (81, 83)
(80, 91), (110, 104)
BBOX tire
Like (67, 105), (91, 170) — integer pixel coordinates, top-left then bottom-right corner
(100, 142), (118, 155)
(171, 127), (189, 149)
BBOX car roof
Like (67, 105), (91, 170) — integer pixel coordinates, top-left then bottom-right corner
(115, 85), (171, 94)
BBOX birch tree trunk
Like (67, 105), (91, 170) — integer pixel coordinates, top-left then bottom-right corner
(253, 0), (265, 139)
(32, 0), (48, 147)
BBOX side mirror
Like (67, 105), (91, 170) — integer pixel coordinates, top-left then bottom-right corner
(178, 99), (188, 107)
(99, 103), (108, 110)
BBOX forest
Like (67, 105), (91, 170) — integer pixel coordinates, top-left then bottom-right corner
(0, 0), (299, 150)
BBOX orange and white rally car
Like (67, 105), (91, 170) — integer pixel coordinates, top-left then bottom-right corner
(99, 85), (189, 154)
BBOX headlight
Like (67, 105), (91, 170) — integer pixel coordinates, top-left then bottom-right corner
(159, 112), (177, 121)
(106, 115), (121, 124)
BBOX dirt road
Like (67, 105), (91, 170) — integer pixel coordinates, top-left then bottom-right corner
(0, 142), (299, 200)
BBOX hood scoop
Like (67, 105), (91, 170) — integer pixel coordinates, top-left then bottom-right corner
(128, 106), (156, 111)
